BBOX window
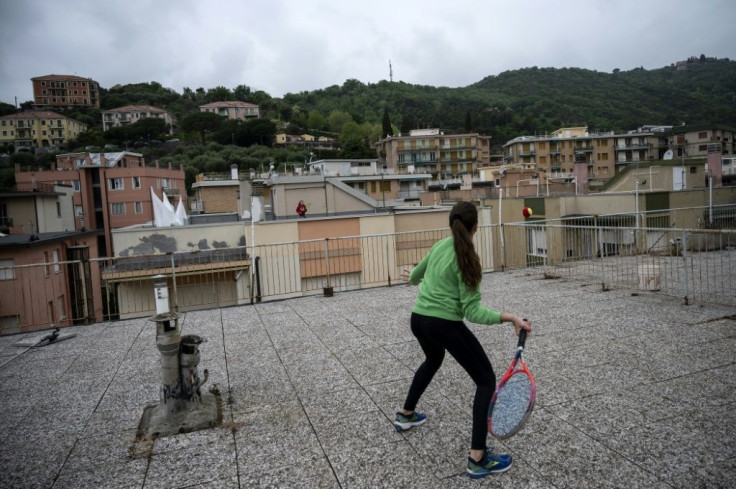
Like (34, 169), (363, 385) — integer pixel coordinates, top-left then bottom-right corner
(57, 294), (65, 320)
(698, 132), (708, 139)
(52, 249), (60, 273)
(0, 259), (14, 280)
(527, 227), (547, 257)
(134, 201), (143, 214)
(380, 180), (391, 192)
(74, 206), (83, 217)
(72, 180), (80, 191)
(160, 178), (170, 188)
(111, 203), (125, 215)
(56, 202), (61, 218)
(689, 166), (697, 174)
(108, 178), (124, 190)
(132, 176), (141, 189)
(43, 251), (50, 276)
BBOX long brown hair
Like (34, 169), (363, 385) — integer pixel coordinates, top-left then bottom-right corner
(449, 201), (481, 290)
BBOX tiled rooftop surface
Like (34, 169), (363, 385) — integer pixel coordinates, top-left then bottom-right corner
(1, 269), (734, 488)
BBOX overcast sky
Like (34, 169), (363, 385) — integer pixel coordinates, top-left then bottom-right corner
(1, 0), (734, 105)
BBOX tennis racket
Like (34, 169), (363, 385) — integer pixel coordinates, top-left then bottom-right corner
(488, 324), (535, 439)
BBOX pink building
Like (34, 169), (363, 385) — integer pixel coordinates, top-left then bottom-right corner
(14, 152), (186, 257)
(0, 230), (102, 333)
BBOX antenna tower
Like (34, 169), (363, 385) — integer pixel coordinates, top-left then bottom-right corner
(389, 60), (393, 82)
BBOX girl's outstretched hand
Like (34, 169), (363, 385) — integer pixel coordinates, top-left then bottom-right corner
(401, 268), (412, 284)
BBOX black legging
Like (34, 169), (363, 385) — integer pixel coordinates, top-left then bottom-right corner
(403, 312), (496, 451)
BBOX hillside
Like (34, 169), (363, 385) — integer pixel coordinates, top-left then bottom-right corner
(282, 58), (736, 146)
(3, 57), (735, 189)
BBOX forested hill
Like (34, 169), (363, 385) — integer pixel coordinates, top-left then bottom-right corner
(282, 58), (736, 145)
(3, 57), (734, 152)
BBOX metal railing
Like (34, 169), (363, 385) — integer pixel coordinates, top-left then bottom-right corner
(1, 205), (733, 334)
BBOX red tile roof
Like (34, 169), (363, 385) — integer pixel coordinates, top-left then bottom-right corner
(0, 110), (74, 120)
(31, 74), (98, 82)
(103, 105), (167, 113)
(199, 101), (259, 108)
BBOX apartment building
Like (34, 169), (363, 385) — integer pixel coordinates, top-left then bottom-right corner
(199, 101), (260, 120)
(375, 129), (491, 178)
(666, 125), (735, 158)
(274, 133), (338, 150)
(0, 183), (75, 235)
(102, 105), (177, 133)
(31, 74), (100, 108)
(0, 111), (88, 151)
(503, 125), (736, 183)
(0, 229), (103, 333)
(14, 152), (186, 257)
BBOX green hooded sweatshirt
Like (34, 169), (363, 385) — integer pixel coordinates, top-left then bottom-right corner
(409, 237), (501, 325)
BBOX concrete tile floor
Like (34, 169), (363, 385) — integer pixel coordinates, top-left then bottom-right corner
(0, 269), (734, 488)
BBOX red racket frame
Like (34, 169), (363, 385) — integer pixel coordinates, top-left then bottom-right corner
(488, 327), (536, 439)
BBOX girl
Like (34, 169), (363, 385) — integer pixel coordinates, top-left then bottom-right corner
(396, 201), (531, 478)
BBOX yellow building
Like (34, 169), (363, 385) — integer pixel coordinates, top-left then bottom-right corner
(503, 124), (736, 184)
(0, 111), (88, 151)
(375, 128), (491, 178)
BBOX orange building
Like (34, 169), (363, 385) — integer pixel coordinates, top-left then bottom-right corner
(14, 152), (186, 257)
(31, 74), (101, 108)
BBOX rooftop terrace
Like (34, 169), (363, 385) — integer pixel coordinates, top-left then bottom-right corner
(0, 268), (734, 488)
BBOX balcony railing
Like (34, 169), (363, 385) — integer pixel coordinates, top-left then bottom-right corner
(1, 205), (734, 333)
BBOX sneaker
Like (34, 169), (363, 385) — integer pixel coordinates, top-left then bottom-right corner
(466, 450), (512, 478)
(393, 411), (427, 431)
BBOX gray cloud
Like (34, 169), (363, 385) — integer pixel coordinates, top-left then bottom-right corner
(1, 0), (733, 104)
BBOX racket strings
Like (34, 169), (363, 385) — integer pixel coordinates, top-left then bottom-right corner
(491, 372), (532, 438)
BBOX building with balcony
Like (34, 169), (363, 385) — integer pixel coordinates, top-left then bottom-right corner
(375, 129), (492, 178)
(31, 75), (100, 108)
(0, 111), (88, 151)
(0, 183), (75, 235)
(102, 105), (177, 133)
(503, 125), (736, 186)
(14, 152), (186, 257)
(199, 101), (260, 120)
(274, 133), (339, 151)
(663, 125), (736, 158)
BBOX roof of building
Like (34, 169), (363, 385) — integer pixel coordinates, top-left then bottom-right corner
(56, 151), (144, 167)
(0, 230), (96, 248)
(0, 110), (78, 121)
(199, 101), (259, 108)
(103, 105), (168, 114)
(31, 74), (98, 82)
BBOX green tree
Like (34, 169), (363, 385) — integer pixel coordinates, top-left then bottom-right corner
(206, 86), (233, 102)
(464, 110), (472, 131)
(381, 108), (393, 138)
(307, 110), (327, 131)
(179, 112), (224, 144)
(0, 102), (16, 116)
(233, 84), (252, 101)
(327, 110), (353, 133)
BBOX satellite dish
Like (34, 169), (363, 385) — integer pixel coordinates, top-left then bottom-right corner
(663, 149), (674, 160)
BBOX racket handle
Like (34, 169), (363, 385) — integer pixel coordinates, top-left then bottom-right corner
(518, 319), (528, 348)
